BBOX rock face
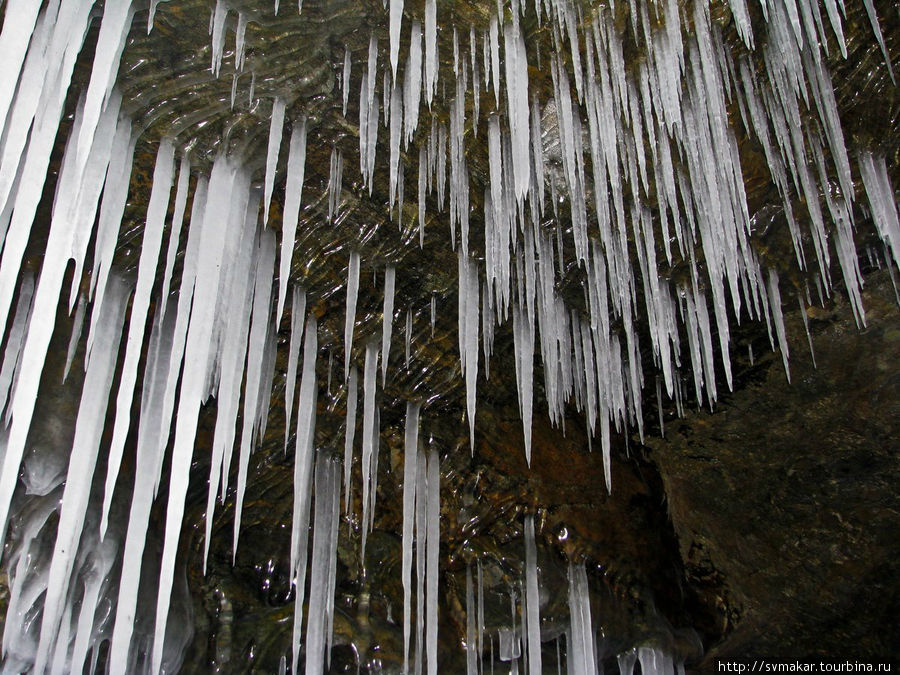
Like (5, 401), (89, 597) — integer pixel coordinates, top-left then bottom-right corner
(649, 273), (900, 666)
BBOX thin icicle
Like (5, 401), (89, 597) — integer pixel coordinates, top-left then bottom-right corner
(158, 153), (192, 323)
(524, 515), (541, 675)
(344, 250), (361, 378)
(264, 97), (286, 224)
(402, 401), (420, 675)
(360, 341), (379, 559)
(62, 293), (87, 383)
(382, 265), (397, 384)
(233, 230), (277, 557)
(284, 286), (307, 452)
(343, 366), (358, 511)
(424, 0), (437, 107)
(767, 268), (791, 382)
(100, 137), (176, 538)
(425, 446), (440, 675)
(291, 313), (319, 673)
(277, 116), (308, 325)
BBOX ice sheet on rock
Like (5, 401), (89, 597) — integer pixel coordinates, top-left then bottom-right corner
(264, 97), (286, 225)
(277, 117), (307, 325)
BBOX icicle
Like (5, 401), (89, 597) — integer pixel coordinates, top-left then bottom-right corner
(360, 341), (379, 559)
(151, 160), (247, 675)
(75, 0), (135, 176)
(235, 13), (248, 71)
(489, 14), (500, 108)
(404, 307), (413, 368)
(62, 293), (87, 383)
(344, 250), (361, 378)
(233, 231), (277, 556)
(264, 97), (286, 225)
(425, 446), (440, 675)
(100, 137), (176, 538)
(424, 0), (437, 107)
(390, 0), (404, 78)
(382, 265), (397, 384)
(466, 564), (478, 675)
(0, 272), (34, 418)
(305, 454), (340, 675)
(858, 151), (900, 269)
(767, 268), (791, 383)
(158, 153), (192, 324)
(211, 0), (227, 76)
(291, 314), (319, 674)
(32, 275), (129, 675)
(524, 515), (542, 675)
(342, 47), (352, 116)
(402, 401), (420, 674)
(860, 0), (895, 83)
(285, 287), (307, 452)
(277, 116), (308, 325)
(406, 22), (423, 145)
(343, 365), (358, 510)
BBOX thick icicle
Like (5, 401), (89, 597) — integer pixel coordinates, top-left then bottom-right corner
(390, 0), (403, 78)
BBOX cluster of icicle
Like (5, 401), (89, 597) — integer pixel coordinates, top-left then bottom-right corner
(461, 516), (685, 675)
(0, 0), (898, 671)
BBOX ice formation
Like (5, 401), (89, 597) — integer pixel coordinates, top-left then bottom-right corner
(0, 0), (896, 671)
